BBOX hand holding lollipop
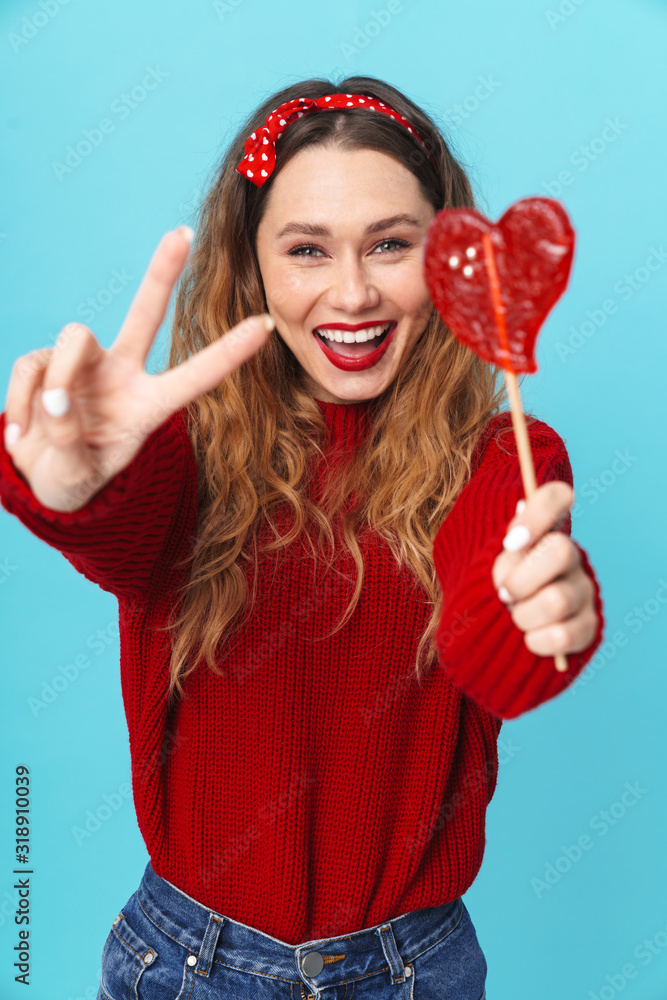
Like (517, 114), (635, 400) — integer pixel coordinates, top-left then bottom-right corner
(423, 197), (592, 673)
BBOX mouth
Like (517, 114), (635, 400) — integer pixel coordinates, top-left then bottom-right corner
(312, 322), (396, 358)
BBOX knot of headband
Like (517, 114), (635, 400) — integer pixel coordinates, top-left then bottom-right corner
(236, 93), (436, 187)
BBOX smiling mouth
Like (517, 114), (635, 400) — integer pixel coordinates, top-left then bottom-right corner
(313, 322), (395, 357)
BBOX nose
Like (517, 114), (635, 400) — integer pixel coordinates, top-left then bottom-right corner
(323, 253), (381, 314)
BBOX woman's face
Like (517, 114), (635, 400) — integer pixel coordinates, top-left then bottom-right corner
(255, 146), (437, 404)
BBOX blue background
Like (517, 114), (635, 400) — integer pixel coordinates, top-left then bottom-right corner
(1, 0), (666, 997)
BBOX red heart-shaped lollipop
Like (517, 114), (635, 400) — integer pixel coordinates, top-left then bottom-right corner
(423, 197), (575, 373)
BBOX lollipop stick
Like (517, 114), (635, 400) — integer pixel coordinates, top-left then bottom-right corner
(481, 233), (569, 674)
(503, 369), (537, 496)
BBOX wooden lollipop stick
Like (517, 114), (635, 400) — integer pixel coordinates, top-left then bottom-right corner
(504, 371), (568, 672)
(481, 232), (568, 674)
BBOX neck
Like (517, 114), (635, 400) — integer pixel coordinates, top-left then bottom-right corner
(313, 394), (374, 406)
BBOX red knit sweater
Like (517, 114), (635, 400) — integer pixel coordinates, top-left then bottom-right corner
(0, 402), (604, 945)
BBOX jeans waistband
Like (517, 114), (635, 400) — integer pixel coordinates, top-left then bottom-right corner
(136, 861), (464, 991)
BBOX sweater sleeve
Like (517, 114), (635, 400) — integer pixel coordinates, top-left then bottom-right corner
(0, 407), (197, 604)
(433, 413), (605, 720)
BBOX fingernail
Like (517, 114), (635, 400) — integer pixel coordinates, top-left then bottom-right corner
(262, 314), (275, 332)
(177, 225), (194, 243)
(498, 585), (513, 604)
(515, 499), (526, 515)
(4, 422), (22, 448)
(42, 387), (71, 417)
(503, 524), (531, 551)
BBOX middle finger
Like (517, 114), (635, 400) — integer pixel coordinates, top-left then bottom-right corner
(113, 228), (193, 365)
(501, 531), (581, 603)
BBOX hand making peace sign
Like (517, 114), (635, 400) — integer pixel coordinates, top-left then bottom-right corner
(2, 227), (274, 513)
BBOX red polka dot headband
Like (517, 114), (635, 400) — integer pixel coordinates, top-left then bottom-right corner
(236, 93), (436, 187)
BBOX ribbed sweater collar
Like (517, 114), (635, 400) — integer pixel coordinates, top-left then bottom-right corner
(314, 396), (372, 452)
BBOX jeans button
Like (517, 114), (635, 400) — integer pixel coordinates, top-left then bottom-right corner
(302, 950), (324, 977)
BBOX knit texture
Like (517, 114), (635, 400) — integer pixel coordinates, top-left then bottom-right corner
(0, 403), (604, 945)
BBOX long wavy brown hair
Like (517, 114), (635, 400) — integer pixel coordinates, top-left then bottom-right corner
(156, 74), (525, 703)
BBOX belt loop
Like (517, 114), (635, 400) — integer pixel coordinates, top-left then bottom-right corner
(195, 912), (224, 977)
(376, 922), (406, 984)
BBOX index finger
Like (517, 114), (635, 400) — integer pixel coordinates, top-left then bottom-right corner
(150, 314), (274, 416)
(502, 480), (574, 553)
(112, 226), (194, 364)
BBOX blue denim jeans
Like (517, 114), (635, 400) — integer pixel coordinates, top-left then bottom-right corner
(96, 861), (487, 999)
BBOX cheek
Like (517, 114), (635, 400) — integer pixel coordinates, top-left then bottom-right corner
(387, 264), (431, 315)
(267, 267), (319, 319)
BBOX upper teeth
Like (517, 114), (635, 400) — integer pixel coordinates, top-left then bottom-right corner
(315, 323), (391, 343)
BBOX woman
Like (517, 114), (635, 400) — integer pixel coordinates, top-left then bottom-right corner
(1, 76), (604, 999)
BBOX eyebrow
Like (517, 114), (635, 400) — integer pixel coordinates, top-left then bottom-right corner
(275, 214), (422, 240)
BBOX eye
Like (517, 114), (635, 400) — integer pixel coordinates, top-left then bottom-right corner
(287, 243), (323, 257)
(374, 238), (412, 253)
(286, 238), (412, 258)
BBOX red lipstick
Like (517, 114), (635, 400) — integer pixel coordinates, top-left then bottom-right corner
(313, 320), (395, 331)
(312, 322), (397, 372)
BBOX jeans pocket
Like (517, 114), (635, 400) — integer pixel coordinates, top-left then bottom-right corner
(407, 899), (487, 999)
(408, 959), (486, 1000)
(98, 906), (159, 1000)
